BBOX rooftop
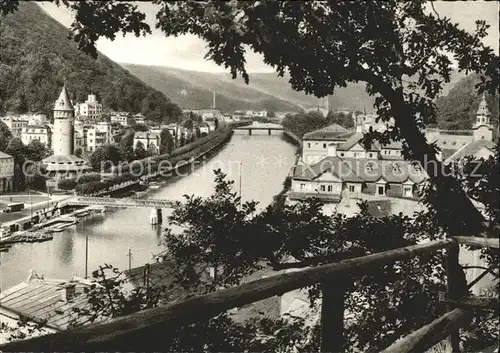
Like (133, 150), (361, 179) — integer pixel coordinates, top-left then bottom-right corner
(446, 140), (496, 163)
(0, 271), (94, 331)
(54, 85), (74, 112)
(303, 124), (354, 141)
(293, 157), (427, 184)
(0, 151), (13, 159)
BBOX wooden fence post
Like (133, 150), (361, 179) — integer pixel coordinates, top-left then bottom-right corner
(321, 278), (345, 353)
(446, 243), (463, 353)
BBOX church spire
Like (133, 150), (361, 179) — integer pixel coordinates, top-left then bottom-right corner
(475, 93), (490, 126)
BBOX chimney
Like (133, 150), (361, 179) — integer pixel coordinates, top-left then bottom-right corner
(61, 283), (76, 301)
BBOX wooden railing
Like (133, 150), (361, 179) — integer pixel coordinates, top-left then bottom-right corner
(1, 236), (498, 352)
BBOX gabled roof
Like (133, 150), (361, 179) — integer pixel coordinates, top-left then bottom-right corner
(337, 132), (381, 152)
(292, 156), (362, 182)
(303, 124), (354, 141)
(0, 274), (95, 331)
(54, 85), (74, 111)
(339, 158), (427, 184)
(446, 140), (495, 163)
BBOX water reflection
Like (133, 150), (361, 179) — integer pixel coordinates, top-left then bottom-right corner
(1, 131), (296, 290)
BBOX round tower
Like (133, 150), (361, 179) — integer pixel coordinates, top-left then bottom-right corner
(53, 85), (75, 155)
(473, 93), (493, 141)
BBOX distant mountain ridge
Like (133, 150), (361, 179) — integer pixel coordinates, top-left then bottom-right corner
(121, 64), (467, 114)
(0, 2), (181, 122)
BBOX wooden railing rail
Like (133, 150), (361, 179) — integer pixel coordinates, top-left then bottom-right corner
(0, 239), (453, 351)
(0, 236), (497, 352)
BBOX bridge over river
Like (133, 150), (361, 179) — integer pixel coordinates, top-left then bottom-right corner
(232, 123), (284, 135)
(62, 196), (177, 224)
(64, 196), (177, 209)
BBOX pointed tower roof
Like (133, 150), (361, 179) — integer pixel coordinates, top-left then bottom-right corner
(477, 93), (490, 116)
(54, 84), (74, 111)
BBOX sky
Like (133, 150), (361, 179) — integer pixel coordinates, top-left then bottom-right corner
(38, 1), (499, 73)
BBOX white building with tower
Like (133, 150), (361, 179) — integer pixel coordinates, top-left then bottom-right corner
(41, 85), (91, 186)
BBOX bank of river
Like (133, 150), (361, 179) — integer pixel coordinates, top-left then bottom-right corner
(0, 125), (297, 290)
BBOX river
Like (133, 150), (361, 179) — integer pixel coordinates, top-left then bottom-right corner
(0, 125), (297, 290)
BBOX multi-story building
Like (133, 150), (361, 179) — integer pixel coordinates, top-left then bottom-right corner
(1, 116), (29, 138)
(301, 123), (356, 164)
(0, 151), (14, 192)
(133, 132), (161, 155)
(75, 94), (103, 122)
(21, 125), (52, 147)
(133, 114), (146, 125)
(86, 122), (112, 153)
(110, 111), (132, 126)
(74, 130), (85, 154)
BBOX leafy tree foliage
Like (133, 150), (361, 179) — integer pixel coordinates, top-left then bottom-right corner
(118, 130), (135, 161)
(159, 128), (174, 155)
(0, 120), (13, 151)
(25, 139), (48, 162)
(74, 147), (83, 157)
(0, 2), (182, 123)
(282, 111), (332, 138)
(326, 110), (354, 129)
(183, 119), (194, 130)
(57, 178), (77, 192)
(134, 141), (147, 160)
(89, 144), (121, 171)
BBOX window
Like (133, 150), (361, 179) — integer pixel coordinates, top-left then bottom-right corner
(323, 143), (327, 148)
(327, 185), (333, 192)
(404, 186), (413, 197)
(300, 183), (306, 190)
(377, 185), (385, 195)
(368, 153), (373, 158)
(353, 152), (358, 157)
(340, 153), (345, 157)
(348, 185), (355, 192)
(320, 185), (325, 192)
(307, 143), (311, 148)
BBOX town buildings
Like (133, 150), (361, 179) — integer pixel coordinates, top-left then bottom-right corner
(183, 108), (222, 122)
(110, 111), (132, 126)
(1, 116), (29, 138)
(0, 151), (14, 192)
(74, 94), (103, 121)
(21, 124), (52, 147)
(85, 122), (112, 153)
(41, 85), (91, 186)
(289, 94), (495, 206)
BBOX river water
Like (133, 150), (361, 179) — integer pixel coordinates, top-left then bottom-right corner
(0, 125), (297, 290)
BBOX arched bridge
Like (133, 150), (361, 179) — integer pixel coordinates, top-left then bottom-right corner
(64, 196), (177, 209)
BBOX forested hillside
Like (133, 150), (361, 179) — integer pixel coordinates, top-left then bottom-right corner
(0, 2), (181, 123)
(436, 74), (499, 130)
(122, 64), (303, 113)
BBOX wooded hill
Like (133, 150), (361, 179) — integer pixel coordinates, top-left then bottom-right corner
(0, 2), (181, 123)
